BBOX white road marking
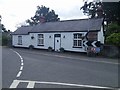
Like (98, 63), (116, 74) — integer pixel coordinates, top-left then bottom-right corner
(10, 49), (22, 60)
(16, 71), (22, 77)
(9, 79), (115, 89)
(21, 59), (23, 63)
(20, 66), (23, 71)
(27, 81), (35, 88)
(9, 80), (20, 88)
(10, 49), (24, 78)
(21, 62), (24, 66)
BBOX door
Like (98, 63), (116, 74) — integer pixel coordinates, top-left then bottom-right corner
(54, 34), (61, 51)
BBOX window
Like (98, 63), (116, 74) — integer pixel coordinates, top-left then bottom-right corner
(38, 34), (44, 46)
(73, 34), (82, 47)
(18, 36), (22, 45)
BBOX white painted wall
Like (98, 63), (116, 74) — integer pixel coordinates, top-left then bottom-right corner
(12, 35), (30, 48)
(12, 28), (104, 52)
(34, 33), (54, 49)
(98, 26), (104, 44)
(61, 32), (87, 52)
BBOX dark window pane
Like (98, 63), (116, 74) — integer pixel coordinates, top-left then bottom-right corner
(38, 34), (43, 38)
(18, 36), (22, 45)
(78, 34), (82, 39)
(38, 34), (44, 45)
(74, 40), (77, 46)
(74, 34), (77, 39)
(78, 40), (82, 46)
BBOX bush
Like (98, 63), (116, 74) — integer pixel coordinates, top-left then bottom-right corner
(48, 46), (53, 52)
(106, 33), (120, 46)
(59, 47), (64, 52)
(29, 45), (34, 50)
(105, 23), (120, 37)
(2, 35), (8, 46)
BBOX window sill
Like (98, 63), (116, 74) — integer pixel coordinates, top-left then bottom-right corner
(18, 44), (22, 45)
(73, 46), (82, 48)
(37, 45), (44, 46)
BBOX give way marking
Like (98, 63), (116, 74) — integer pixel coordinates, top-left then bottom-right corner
(9, 79), (115, 89)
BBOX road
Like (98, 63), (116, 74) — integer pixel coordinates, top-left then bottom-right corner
(2, 47), (119, 89)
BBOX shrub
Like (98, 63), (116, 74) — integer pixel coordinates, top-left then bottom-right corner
(48, 46), (53, 52)
(29, 45), (34, 50)
(106, 33), (120, 46)
(59, 47), (64, 52)
(105, 23), (120, 37)
(2, 35), (8, 46)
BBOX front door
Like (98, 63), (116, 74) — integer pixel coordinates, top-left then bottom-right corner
(54, 34), (61, 51)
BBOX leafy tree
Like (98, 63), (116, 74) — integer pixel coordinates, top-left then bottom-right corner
(0, 15), (11, 46)
(26, 5), (60, 26)
(102, 2), (120, 25)
(80, 1), (104, 18)
(80, 1), (120, 46)
(80, 1), (120, 25)
(0, 15), (1, 22)
(105, 23), (120, 37)
(1, 24), (7, 32)
(2, 34), (8, 46)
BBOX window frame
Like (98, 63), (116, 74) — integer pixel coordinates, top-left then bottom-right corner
(73, 33), (83, 48)
(38, 34), (44, 46)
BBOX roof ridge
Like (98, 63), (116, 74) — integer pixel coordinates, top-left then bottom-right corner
(42, 18), (103, 23)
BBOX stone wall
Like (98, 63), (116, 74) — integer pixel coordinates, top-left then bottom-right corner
(101, 45), (120, 58)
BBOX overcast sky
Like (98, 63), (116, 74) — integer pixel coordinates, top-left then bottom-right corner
(0, 0), (89, 31)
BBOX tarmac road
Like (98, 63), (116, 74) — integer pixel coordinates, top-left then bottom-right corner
(2, 47), (119, 89)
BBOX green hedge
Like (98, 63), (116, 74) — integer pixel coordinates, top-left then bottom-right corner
(106, 33), (120, 46)
(2, 35), (8, 46)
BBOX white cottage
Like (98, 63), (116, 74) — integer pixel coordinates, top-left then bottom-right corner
(12, 18), (104, 53)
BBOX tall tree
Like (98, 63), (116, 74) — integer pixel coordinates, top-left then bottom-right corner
(0, 15), (1, 23)
(26, 5), (60, 26)
(0, 15), (7, 32)
(80, 0), (104, 18)
(102, 2), (120, 25)
(80, 0), (120, 24)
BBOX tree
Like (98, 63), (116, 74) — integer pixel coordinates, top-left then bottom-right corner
(102, 2), (120, 25)
(80, 0), (120, 46)
(0, 15), (11, 46)
(26, 5), (60, 26)
(105, 23), (120, 37)
(0, 15), (1, 22)
(80, 0), (104, 18)
(1, 24), (7, 32)
(0, 15), (7, 32)
(80, 1), (120, 25)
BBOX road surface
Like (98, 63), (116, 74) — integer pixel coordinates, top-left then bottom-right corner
(2, 47), (119, 89)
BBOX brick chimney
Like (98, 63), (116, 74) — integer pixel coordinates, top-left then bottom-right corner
(39, 15), (46, 23)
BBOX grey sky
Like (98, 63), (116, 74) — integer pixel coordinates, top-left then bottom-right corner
(0, 0), (88, 31)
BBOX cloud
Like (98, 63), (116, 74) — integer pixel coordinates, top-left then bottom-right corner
(0, 0), (86, 31)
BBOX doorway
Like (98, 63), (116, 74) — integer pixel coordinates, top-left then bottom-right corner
(54, 34), (61, 51)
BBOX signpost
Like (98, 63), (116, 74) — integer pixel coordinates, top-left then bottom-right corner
(83, 41), (101, 47)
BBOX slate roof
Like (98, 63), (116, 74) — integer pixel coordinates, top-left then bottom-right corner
(12, 18), (103, 35)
